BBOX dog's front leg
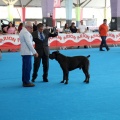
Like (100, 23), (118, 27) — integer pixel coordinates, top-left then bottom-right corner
(63, 69), (69, 84)
(60, 70), (66, 83)
(65, 71), (69, 84)
(61, 69), (69, 84)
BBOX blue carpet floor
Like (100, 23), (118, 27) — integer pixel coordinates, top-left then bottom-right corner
(0, 47), (120, 120)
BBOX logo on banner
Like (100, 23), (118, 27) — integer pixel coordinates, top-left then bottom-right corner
(77, 34), (90, 40)
(54, 0), (61, 8)
(64, 34), (76, 40)
(0, 35), (20, 46)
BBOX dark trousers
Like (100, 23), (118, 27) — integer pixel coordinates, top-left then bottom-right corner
(100, 36), (109, 50)
(32, 52), (49, 80)
(22, 55), (32, 84)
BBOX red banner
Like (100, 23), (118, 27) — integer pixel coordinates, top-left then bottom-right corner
(0, 32), (120, 50)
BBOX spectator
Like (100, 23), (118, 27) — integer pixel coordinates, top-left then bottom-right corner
(1, 20), (8, 33)
(70, 22), (77, 33)
(33, 20), (38, 31)
(86, 27), (91, 33)
(78, 20), (87, 33)
(62, 23), (71, 33)
(18, 23), (23, 33)
(3, 22), (17, 34)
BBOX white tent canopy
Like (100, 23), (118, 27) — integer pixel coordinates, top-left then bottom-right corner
(0, 0), (110, 8)
(0, 0), (111, 29)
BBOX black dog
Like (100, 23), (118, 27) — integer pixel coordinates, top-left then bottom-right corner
(49, 51), (90, 84)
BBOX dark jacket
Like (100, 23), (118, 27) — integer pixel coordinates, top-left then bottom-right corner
(33, 24), (37, 31)
(32, 29), (58, 56)
(70, 26), (77, 33)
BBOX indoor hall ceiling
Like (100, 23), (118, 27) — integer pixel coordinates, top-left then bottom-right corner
(0, 0), (110, 8)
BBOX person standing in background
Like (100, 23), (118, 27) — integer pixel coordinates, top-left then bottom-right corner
(1, 20), (8, 33)
(18, 23), (23, 33)
(3, 22), (17, 34)
(78, 20), (87, 33)
(69, 22), (77, 33)
(19, 21), (38, 87)
(33, 20), (38, 31)
(99, 19), (110, 51)
(31, 23), (58, 83)
(62, 23), (71, 33)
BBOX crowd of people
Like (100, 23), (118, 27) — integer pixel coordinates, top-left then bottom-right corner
(0, 19), (110, 50)
(62, 19), (110, 51)
(0, 20), (90, 35)
(1, 20), (18, 34)
(62, 20), (88, 34)
(0, 20), (41, 34)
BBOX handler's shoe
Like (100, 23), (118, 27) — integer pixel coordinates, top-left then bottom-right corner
(31, 78), (35, 82)
(23, 83), (35, 87)
(43, 79), (49, 82)
(100, 49), (105, 51)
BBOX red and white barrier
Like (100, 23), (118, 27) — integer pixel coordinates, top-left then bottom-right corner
(0, 32), (120, 50)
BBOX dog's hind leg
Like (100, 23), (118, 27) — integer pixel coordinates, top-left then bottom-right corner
(82, 67), (90, 83)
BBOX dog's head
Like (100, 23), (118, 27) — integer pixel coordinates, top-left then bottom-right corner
(49, 51), (59, 60)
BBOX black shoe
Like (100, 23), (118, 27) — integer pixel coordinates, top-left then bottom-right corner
(100, 49), (105, 51)
(23, 83), (35, 87)
(32, 74), (37, 82)
(31, 78), (35, 82)
(43, 79), (49, 82)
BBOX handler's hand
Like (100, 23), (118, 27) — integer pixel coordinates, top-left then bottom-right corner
(33, 53), (38, 57)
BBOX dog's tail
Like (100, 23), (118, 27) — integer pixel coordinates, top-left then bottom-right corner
(86, 55), (90, 58)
